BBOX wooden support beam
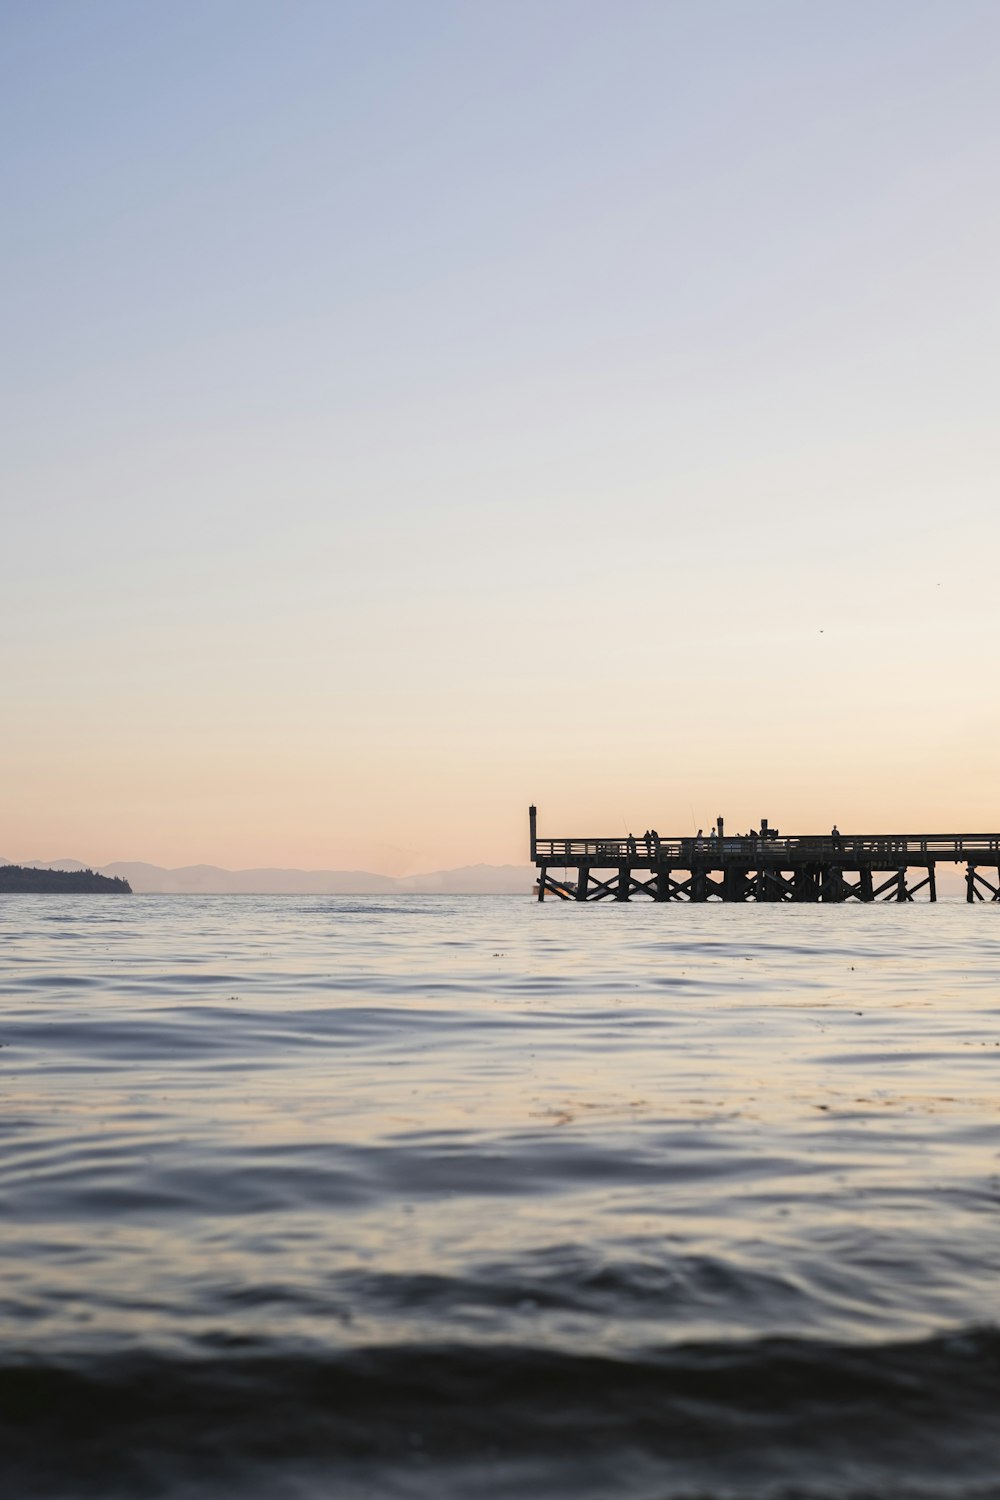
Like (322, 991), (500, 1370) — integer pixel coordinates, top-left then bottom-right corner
(587, 873), (619, 901)
(928, 864), (937, 902)
(874, 870), (908, 902)
(575, 866), (590, 902)
(969, 866), (1000, 900)
(760, 868), (796, 901)
(616, 864), (630, 902)
(537, 865), (546, 902)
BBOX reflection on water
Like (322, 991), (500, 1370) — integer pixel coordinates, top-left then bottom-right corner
(1, 895), (999, 1497)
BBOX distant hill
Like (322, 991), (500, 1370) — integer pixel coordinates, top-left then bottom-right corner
(99, 862), (400, 894)
(2, 858), (535, 895)
(1, 857), (86, 875)
(0, 865), (132, 894)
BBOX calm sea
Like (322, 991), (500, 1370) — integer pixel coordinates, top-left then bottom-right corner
(1, 894), (999, 1498)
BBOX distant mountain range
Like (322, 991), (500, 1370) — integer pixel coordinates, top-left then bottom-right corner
(0, 858), (535, 895)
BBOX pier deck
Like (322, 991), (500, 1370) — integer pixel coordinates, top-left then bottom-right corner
(528, 809), (1000, 903)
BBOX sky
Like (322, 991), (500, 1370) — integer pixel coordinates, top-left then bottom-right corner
(3, 0), (999, 874)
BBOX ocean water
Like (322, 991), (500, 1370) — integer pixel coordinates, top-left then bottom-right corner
(1, 894), (999, 1499)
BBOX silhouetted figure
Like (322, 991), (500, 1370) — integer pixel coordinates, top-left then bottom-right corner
(627, 835), (637, 859)
(650, 829), (661, 856)
(644, 830), (653, 858)
(831, 825), (842, 852)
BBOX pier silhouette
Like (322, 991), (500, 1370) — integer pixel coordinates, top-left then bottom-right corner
(529, 808), (1000, 903)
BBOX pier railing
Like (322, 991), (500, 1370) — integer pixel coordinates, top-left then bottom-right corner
(534, 834), (1000, 864)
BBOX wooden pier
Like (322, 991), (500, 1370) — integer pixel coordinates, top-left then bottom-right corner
(529, 808), (1000, 904)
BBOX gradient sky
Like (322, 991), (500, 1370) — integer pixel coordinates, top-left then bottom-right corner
(3, 1), (999, 873)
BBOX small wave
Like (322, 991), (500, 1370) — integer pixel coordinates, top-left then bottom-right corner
(2, 1329), (999, 1498)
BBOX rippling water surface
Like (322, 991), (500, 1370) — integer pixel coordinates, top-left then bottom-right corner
(1, 894), (999, 1497)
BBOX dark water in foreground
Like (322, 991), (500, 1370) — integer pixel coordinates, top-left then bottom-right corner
(1, 895), (999, 1498)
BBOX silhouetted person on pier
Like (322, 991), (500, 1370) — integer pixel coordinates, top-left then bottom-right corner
(831, 825), (842, 852)
(627, 835), (637, 859)
(644, 830), (653, 858)
(650, 829), (660, 856)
